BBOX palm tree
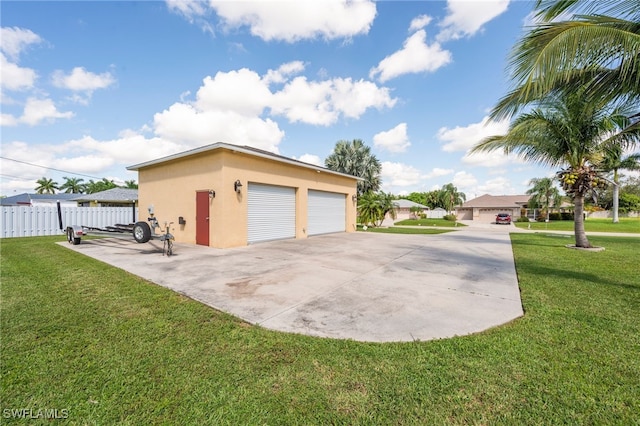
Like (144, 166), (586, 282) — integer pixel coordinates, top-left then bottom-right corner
(123, 180), (138, 189)
(599, 147), (640, 222)
(85, 178), (117, 194)
(357, 192), (396, 227)
(34, 177), (59, 194)
(59, 177), (85, 193)
(526, 177), (562, 220)
(471, 89), (640, 248)
(491, 0), (640, 120)
(439, 183), (466, 215)
(325, 139), (381, 196)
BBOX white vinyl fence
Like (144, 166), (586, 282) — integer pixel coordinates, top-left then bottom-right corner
(1, 206), (138, 238)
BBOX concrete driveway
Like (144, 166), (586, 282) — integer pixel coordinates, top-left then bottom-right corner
(61, 228), (523, 342)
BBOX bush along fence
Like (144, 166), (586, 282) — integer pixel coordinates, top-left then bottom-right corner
(1, 205), (138, 238)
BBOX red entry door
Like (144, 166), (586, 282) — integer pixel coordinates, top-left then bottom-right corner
(196, 191), (210, 246)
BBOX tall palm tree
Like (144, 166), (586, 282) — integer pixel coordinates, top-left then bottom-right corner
(85, 178), (117, 194)
(526, 177), (562, 220)
(599, 147), (640, 222)
(357, 191), (396, 227)
(491, 0), (640, 120)
(472, 89), (639, 248)
(325, 139), (381, 196)
(439, 183), (466, 215)
(59, 177), (85, 193)
(34, 177), (59, 194)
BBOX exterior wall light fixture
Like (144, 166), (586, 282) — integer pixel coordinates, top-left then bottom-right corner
(352, 194), (357, 202)
(209, 190), (216, 199)
(234, 180), (243, 193)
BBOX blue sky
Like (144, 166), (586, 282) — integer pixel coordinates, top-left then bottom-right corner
(2, 0), (551, 199)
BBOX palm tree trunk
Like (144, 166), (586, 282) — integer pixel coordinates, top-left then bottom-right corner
(612, 182), (619, 223)
(573, 194), (591, 248)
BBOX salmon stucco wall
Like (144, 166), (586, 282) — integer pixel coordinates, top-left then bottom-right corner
(135, 147), (358, 248)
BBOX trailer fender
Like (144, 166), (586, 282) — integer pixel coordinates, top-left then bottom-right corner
(66, 226), (83, 245)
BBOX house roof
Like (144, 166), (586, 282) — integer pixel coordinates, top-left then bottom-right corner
(72, 188), (138, 203)
(460, 194), (531, 208)
(393, 199), (429, 209)
(126, 142), (362, 181)
(0, 193), (79, 206)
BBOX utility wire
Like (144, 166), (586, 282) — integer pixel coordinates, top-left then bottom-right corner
(0, 173), (35, 181)
(0, 156), (103, 180)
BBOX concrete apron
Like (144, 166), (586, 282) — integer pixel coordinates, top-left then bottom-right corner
(60, 231), (523, 343)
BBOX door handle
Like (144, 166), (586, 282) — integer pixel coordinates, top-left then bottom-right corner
(206, 217), (209, 221)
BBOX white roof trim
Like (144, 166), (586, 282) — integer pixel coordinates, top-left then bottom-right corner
(127, 142), (362, 181)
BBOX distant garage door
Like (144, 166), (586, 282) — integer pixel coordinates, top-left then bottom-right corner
(478, 208), (503, 223)
(248, 183), (296, 244)
(307, 190), (346, 236)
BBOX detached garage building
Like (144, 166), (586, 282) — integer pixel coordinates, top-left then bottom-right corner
(127, 142), (359, 248)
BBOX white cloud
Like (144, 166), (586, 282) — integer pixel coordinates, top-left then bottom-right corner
(263, 61), (305, 84)
(462, 150), (512, 167)
(437, 115), (509, 152)
(381, 161), (425, 188)
(476, 176), (516, 195)
(373, 123), (410, 153)
(0, 27), (42, 60)
(425, 167), (454, 179)
(369, 30), (451, 82)
(195, 69), (272, 116)
(294, 154), (323, 166)
(0, 53), (37, 91)
(165, 0), (208, 21)
(20, 98), (74, 126)
(437, 0), (511, 42)
(153, 102), (284, 152)
(271, 76), (395, 125)
(452, 171), (478, 190)
(409, 14), (433, 32)
(52, 67), (115, 92)
(1, 113), (18, 126)
(209, 0), (377, 42)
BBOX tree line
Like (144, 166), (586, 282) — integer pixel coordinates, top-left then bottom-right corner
(34, 177), (138, 195)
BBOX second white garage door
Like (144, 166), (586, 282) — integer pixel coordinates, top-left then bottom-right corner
(307, 190), (346, 235)
(248, 183), (296, 244)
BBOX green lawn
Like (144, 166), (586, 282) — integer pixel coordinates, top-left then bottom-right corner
(514, 217), (640, 233)
(357, 225), (453, 235)
(2, 235), (639, 424)
(394, 218), (466, 227)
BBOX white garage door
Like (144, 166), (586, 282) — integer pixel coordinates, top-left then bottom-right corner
(307, 190), (346, 236)
(248, 183), (296, 244)
(478, 209), (504, 223)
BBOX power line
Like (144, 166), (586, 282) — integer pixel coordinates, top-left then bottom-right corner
(0, 156), (103, 180)
(0, 174), (35, 181)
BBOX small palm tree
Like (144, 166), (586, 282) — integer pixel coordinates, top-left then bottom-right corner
(472, 89), (639, 248)
(599, 147), (640, 222)
(526, 177), (562, 220)
(123, 180), (138, 189)
(34, 177), (59, 194)
(357, 192), (397, 227)
(325, 139), (381, 196)
(60, 177), (85, 193)
(439, 183), (466, 215)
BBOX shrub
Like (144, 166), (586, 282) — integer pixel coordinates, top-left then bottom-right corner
(561, 212), (574, 220)
(548, 213), (562, 221)
(443, 214), (457, 221)
(419, 213), (426, 219)
(515, 216), (530, 223)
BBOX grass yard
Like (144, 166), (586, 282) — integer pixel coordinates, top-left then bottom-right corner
(357, 225), (453, 235)
(514, 217), (640, 233)
(394, 218), (466, 227)
(2, 234), (639, 424)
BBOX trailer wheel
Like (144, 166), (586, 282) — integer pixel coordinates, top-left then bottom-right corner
(133, 221), (152, 243)
(67, 227), (81, 245)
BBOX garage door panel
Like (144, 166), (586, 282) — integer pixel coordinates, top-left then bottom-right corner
(308, 190), (346, 235)
(248, 183), (296, 244)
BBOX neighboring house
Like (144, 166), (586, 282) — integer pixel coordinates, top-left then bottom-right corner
(127, 142), (360, 249)
(72, 188), (138, 207)
(456, 194), (531, 222)
(392, 199), (429, 221)
(0, 193), (78, 207)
